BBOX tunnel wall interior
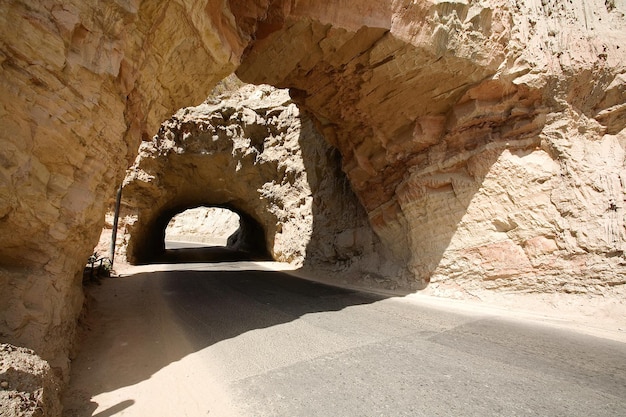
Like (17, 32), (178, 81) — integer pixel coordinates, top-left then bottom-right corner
(226, 211), (271, 257)
(131, 202), (270, 263)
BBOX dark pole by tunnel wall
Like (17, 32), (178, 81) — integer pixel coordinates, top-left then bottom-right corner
(110, 185), (123, 267)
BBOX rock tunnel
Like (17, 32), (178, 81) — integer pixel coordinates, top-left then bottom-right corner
(119, 82), (382, 270)
(1, 0), (625, 383)
(164, 206), (241, 247)
(132, 203), (269, 263)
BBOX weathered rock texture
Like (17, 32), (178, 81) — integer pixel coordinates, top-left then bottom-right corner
(0, 0), (244, 378)
(0, 343), (62, 417)
(119, 83), (388, 280)
(236, 0), (626, 294)
(1, 0), (625, 404)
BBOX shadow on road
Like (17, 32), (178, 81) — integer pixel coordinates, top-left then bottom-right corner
(64, 248), (626, 417)
(136, 241), (273, 264)
(63, 252), (385, 416)
(92, 400), (135, 417)
(155, 246), (271, 264)
(161, 268), (383, 348)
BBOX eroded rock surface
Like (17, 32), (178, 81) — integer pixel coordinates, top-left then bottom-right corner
(118, 82), (393, 282)
(0, 344), (61, 417)
(0, 0), (244, 378)
(0, 1), (625, 405)
(237, 0), (626, 294)
(165, 207), (241, 246)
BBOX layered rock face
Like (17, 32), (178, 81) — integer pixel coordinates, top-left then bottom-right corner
(237, 0), (626, 294)
(120, 83), (388, 279)
(0, 0), (625, 396)
(0, 0), (243, 376)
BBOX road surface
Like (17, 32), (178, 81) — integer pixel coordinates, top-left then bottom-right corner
(64, 248), (626, 416)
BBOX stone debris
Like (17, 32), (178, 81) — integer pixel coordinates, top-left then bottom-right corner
(0, 344), (61, 417)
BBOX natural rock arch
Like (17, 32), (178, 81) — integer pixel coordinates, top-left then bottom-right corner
(119, 83), (382, 272)
(0, 0), (625, 382)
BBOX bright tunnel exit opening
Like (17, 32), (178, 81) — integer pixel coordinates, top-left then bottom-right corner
(165, 206), (240, 249)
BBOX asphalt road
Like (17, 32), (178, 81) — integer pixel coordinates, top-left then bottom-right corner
(64, 248), (626, 417)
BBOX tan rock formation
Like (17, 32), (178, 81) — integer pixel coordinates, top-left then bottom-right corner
(0, 343), (61, 417)
(0, 0), (243, 377)
(118, 82), (389, 280)
(0, 0), (625, 401)
(236, 0), (626, 293)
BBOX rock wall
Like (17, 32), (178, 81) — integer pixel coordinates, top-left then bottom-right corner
(0, 0), (625, 400)
(119, 82), (389, 280)
(236, 0), (626, 293)
(0, 0), (244, 378)
(0, 343), (62, 417)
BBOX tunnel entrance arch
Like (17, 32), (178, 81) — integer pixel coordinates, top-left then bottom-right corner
(121, 84), (315, 266)
(119, 82), (381, 273)
(133, 203), (271, 264)
(2, 0), (624, 399)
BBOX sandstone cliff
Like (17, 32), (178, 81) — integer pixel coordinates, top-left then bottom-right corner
(165, 207), (241, 246)
(236, 0), (626, 294)
(0, 0), (245, 378)
(0, 1), (624, 404)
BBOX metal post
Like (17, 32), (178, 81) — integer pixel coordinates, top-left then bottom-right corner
(110, 184), (123, 268)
